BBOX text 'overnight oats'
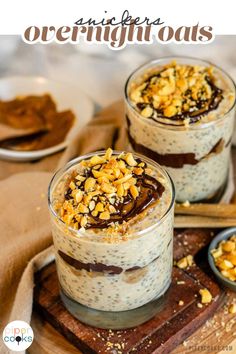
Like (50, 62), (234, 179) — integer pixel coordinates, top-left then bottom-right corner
(48, 149), (174, 316)
(125, 57), (236, 202)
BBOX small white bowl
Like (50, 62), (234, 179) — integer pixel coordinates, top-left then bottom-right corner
(0, 76), (94, 161)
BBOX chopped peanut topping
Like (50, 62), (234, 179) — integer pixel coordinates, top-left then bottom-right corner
(84, 177), (96, 192)
(99, 211), (110, 220)
(130, 185), (139, 199)
(199, 288), (212, 304)
(211, 235), (236, 282)
(176, 255), (194, 269)
(129, 61), (223, 122)
(54, 148), (164, 232)
(228, 303), (236, 314)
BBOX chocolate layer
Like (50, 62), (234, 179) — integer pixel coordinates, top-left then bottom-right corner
(126, 116), (228, 169)
(58, 250), (161, 275)
(59, 250), (124, 274)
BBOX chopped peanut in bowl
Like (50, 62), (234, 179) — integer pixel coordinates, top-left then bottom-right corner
(211, 235), (236, 282)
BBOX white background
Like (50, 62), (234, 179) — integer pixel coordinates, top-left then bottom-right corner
(0, 0), (236, 35)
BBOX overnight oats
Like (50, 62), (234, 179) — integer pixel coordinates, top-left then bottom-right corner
(125, 57), (236, 202)
(48, 149), (174, 328)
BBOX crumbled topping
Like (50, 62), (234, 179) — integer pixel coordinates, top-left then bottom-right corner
(228, 303), (236, 314)
(211, 235), (236, 282)
(176, 254), (194, 269)
(181, 200), (190, 207)
(54, 148), (164, 233)
(199, 288), (213, 304)
(177, 280), (185, 285)
(129, 61), (223, 122)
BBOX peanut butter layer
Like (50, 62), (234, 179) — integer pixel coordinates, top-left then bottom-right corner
(54, 149), (165, 232)
(129, 61), (225, 124)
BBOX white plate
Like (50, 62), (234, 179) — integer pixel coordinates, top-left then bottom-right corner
(0, 76), (94, 161)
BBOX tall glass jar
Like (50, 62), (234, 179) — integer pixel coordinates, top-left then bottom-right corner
(125, 57), (236, 202)
(48, 151), (175, 329)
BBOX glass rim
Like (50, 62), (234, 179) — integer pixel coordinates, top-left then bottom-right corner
(124, 55), (236, 131)
(48, 150), (175, 239)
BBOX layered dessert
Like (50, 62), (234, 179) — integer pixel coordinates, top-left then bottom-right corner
(48, 149), (174, 312)
(125, 58), (236, 202)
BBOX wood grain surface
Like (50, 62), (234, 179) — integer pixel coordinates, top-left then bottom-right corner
(31, 229), (235, 354)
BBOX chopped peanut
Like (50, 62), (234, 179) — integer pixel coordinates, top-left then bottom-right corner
(141, 106), (153, 118)
(228, 304), (236, 314)
(84, 177), (96, 192)
(186, 255), (193, 267)
(101, 183), (116, 194)
(89, 155), (106, 166)
(95, 202), (104, 212)
(89, 200), (96, 211)
(99, 211), (110, 220)
(74, 190), (83, 203)
(125, 152), (137, 167)
(199, 288), (212, 304)
(211, 235), (236, 282)
(78, 204), (89, 214)
(176, 257), (188, 269)
(222, 241), (235, 253)
(176, 255), (194, 269)
(105, 148), (113, 160)
(113, 174), (133, 185)
(56, 149), (163, 231)
(80, 216), (87, 227)
(133, 167), (143, 175)
(117, 184), (124, 197)
(69, 181), (76, 190)
(130, 185), (139, 199)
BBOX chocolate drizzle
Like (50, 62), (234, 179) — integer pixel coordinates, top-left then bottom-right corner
(85, 173), (164, 229)
(63, 155), (165, 231)
(132, 68), (223, 126)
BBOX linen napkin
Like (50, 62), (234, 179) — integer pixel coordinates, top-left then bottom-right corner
(0, 100), (125, 354)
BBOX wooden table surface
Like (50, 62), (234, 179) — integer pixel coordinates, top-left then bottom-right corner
(29, 291), (236, 354)
(29, 149), (236, 354)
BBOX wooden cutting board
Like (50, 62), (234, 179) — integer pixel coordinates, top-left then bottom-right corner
(33, 229), (226, 354)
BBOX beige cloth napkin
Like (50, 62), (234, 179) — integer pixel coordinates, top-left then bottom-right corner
(0, 101), (125, 354)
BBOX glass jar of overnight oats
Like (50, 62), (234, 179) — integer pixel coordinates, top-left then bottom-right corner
(125, 57), (236, 203)
(48, 149), (174, 329)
